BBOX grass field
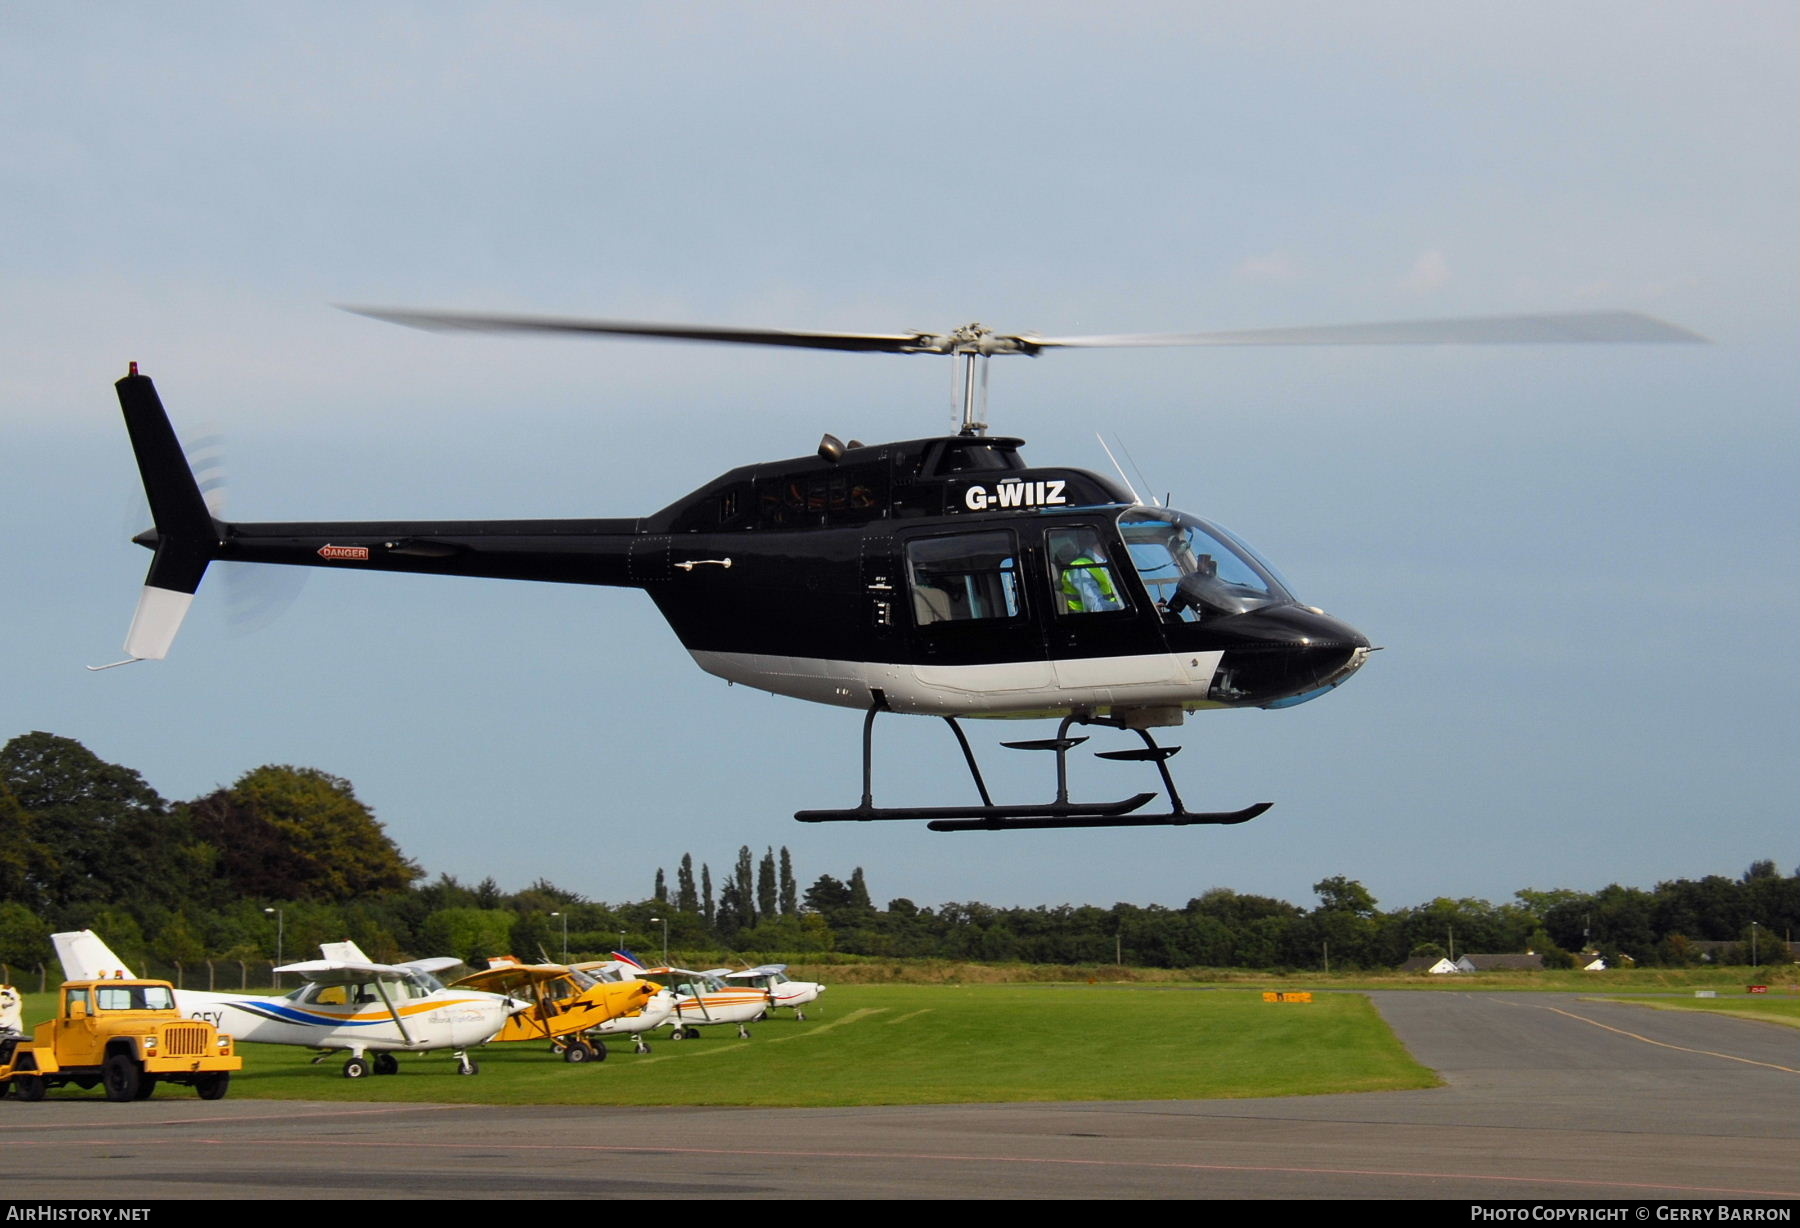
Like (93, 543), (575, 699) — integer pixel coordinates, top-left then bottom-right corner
(1603, 995), (1800, 1029)
(6, 984), (1438, 1107)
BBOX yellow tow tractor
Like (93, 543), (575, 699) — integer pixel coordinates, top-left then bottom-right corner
(0, 978), (241, 1102)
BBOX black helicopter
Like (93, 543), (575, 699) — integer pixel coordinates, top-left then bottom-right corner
(105, 308), (1700, 832)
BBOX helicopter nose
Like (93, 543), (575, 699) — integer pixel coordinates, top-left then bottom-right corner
(1204, 604), (1372, 708)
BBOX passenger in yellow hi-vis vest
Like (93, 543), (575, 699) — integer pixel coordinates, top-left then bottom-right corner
(1057, 544), (1123, 613)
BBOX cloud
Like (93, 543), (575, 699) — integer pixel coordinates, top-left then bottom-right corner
(1233, 250), (1305, 282)
(1398, 248), (1451, 295)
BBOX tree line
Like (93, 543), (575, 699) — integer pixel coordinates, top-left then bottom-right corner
(2, 731), (1794, 974)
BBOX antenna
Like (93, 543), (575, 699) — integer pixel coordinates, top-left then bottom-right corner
(1095, 434), (1144, 505)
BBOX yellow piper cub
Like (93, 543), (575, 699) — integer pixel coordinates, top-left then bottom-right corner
(452, 957), (663, 1063)
(0, 978), (241, 1102)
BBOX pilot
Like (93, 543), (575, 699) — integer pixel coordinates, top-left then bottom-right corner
(1164, 554), (1221, 619)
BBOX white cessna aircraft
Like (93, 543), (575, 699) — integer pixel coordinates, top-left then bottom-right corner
(709, 964), (827, 1020)
(54, 930), (522, 1078)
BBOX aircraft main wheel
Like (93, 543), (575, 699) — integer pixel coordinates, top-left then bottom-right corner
(15, 1075), (46, 1102)
(133, 1074), (158, 1100)
(668, 1028), (686, 1040)
(374, 1053), (399, 1076)
(343, 1057), (370, 1079)
(195, 1073), (230, 1101)
(563, 1041), (593, 1063)
(103, 1054), (142, 1102)
(590, 1040), (607, 1062)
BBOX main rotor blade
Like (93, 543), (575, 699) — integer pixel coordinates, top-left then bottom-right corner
(1035, 311), (1705, 348)
(342, 306), (934, 353)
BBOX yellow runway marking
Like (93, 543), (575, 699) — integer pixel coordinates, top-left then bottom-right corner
(884, 1009), (935, 1026)
(762, 1007), (885, 1042)
(629, 1008), (886, 1062)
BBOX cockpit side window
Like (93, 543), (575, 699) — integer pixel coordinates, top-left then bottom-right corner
(1046, 527), (1128, 615)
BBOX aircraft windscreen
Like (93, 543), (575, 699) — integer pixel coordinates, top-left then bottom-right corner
(1119, 509), (1295, 621)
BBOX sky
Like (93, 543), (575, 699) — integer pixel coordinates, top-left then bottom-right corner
(4, 2), (1796, 919)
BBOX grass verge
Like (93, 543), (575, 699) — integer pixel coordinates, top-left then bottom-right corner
(1600, 995), (1800, 1029)
(9, 984), (1437, 1107)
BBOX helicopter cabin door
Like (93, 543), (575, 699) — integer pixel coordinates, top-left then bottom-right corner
(895, 527), (1052, 713)
(1039, 520), (1181, 696)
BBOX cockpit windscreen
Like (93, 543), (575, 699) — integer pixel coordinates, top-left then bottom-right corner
(1119, 509), (1295, 621)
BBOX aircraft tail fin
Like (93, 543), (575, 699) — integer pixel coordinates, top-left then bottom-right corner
(52, 930), (137, 981)
(319, 940), (374, 964)
(106, 366), (220, 664)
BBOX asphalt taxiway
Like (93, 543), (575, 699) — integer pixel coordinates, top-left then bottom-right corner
(1, 992), (1793, 1199)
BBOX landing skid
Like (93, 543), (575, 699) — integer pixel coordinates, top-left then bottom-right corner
(793, 707), (1271, 832)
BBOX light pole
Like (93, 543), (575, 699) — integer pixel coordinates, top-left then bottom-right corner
(551, 911), (568, 963)
(650, 916), (669, 966)
(264, 907), (284, 988)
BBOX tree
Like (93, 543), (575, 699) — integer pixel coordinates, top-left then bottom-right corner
(716, 879), (748, 938)
(804, 874), (851, 917)
(701, 864), (715, 925)
(0, 781), (55, 912)
(654, 867), (667, 902)
(0, 731), (181, 918)
(849, 867), (872, 911)
(757, 847), (778, 920)
(0, 901), (52, 970)
(1313, 876), (1377, 917)
(186, 766), (421, 901)
(420, 908), (517, 963)
(734, 846), (756, 928)
(778, 847), (796, 915)
(677, 853), (698, 913)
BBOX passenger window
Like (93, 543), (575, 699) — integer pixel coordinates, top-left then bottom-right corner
(906, 532), (1023, 625)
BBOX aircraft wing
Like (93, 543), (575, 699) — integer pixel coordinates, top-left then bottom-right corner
(275, 958), (429, 984)
(452, 964), (569, 995)
(400, 957), (462, 976)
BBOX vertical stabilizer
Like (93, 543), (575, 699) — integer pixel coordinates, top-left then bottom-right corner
(110, 366), (219, 662)
(52, 930), (137, 981)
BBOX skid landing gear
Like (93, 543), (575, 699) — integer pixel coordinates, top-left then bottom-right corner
(794, 707), (1271, 832)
